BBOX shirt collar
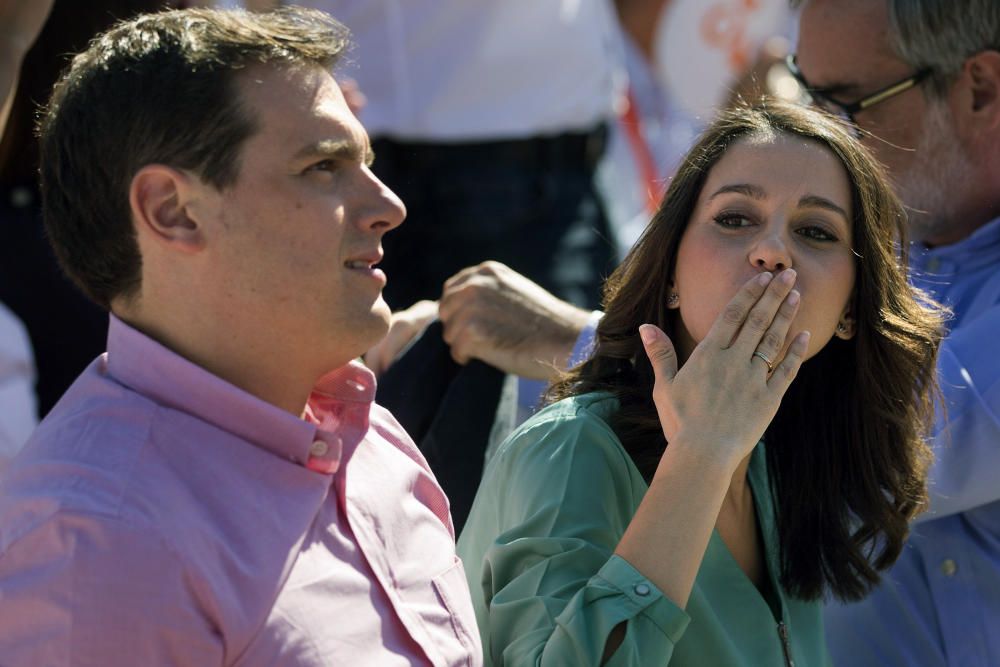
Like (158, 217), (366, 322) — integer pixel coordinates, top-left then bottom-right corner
(301, 363), (378, 474)
(909, 216), (1000, 274)
(105, 315), (376, 474)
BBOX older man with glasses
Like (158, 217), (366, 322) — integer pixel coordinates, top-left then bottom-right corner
(791, 0), (1000, 665)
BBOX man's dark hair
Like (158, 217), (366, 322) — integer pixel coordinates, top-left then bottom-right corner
(38, 7), (350, 309)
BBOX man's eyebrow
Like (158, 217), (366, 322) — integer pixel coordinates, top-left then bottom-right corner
(804, 72), (871, 101)
(798, 194), (849, 220)
(294, 139), (375, 166)
(708, 183), (767, 200)
(813, 81), (864, 100)
(791, 61), (861, 99)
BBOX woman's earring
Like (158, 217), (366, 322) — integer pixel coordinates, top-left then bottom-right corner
(836, 318), (855, 339)
(667, 292), (679, 308)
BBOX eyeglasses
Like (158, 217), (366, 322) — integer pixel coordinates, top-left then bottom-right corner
(785, 54), (931, 135)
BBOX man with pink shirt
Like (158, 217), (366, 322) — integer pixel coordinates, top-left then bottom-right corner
(0, 7), (481, 665)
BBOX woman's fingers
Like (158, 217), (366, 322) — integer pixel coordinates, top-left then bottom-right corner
(768, 331), (810, 388)
(640, 324), (680, 441)
(750, 288), (801, 373)
(703, 272), (774, 349)
(639, 324), (678, 383)
(732, 269), (797, 353)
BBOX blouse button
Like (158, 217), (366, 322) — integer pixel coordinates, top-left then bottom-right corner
(309, 439), (329, 456)
(634, 583), (651, 597)
(10, 187), (34, 208)
(940, 559), (958, 577)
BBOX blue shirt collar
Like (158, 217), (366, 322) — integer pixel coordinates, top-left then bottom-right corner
(909, 216), (1000, 275)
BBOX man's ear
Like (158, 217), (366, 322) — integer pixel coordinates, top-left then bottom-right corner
(955, 50), (1000, 136)
(128, 165), (206, 253)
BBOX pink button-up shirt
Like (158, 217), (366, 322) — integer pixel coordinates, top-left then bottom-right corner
(0, 316), (482, 666)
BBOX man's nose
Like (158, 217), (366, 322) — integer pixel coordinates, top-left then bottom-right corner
(363, 169), (406, 233)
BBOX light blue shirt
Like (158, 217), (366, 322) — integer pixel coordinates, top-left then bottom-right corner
(824, 217), (1000, 666)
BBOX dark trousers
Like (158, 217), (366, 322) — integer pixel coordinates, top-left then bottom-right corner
(372, 126), (616, 311)
(377, 321), (505, 533)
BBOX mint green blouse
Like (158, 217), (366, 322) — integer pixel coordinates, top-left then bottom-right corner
(457, 392), (831, 666)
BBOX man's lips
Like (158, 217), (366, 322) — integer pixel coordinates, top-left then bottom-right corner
(345, 259), (377, 270)
(344, 255), (387, 285)
(344, 251), (383, 270)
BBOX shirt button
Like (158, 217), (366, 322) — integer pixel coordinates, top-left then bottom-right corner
(309, 439), (329, 456)
(926, 257), (941, 273)
(634, 583), (651, 597)
(940, 559), (958, 577)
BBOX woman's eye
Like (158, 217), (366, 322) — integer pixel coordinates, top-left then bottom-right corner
(797, 225), (839, 242)
(713, 213), (755, 228)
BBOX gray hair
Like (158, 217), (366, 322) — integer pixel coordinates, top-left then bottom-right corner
(887, 0), (1000, 95)
(789, 0), (1000, 96)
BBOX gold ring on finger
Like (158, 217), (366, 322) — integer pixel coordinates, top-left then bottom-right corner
(752, 350), (774, 372)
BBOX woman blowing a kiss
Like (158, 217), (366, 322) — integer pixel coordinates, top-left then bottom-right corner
(457, 99), (945, 666)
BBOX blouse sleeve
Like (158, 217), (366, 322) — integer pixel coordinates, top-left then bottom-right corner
(459, 401), (690, 666)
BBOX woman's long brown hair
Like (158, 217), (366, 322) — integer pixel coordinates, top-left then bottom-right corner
(548, 99), (945, 601)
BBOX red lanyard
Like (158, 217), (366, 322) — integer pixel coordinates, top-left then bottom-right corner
(619, 85), (665, 215)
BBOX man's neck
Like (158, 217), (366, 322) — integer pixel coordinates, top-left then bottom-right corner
(111, 304), (325, 416)
(912, 199), (1000, 249)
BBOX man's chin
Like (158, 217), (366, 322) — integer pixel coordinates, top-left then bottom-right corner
(352, 297), (392, 350)
(903, 206), (949, 246)
(372, 295), (393, 327)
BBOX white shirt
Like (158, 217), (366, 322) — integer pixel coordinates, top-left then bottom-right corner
(596, 34), (703, 258)
(0, 303), (37, 467)
(307, 0), (626, 141)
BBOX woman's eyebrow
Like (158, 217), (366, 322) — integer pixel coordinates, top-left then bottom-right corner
(709, 185), (848, 219)
(708, 183), (766, 201)
(798, 194), (848, 220)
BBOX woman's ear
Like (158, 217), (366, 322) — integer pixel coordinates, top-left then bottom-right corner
(128, 164), (206, 253)
(667, 280), (680, 309)
(835, 310), (856, 340)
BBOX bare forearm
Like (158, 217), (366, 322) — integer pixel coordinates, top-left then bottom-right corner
(519, 301), (591, 381)
(615, 440), (737, 609)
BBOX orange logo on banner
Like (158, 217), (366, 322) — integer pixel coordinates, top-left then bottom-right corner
(700, 0), (760, 73)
